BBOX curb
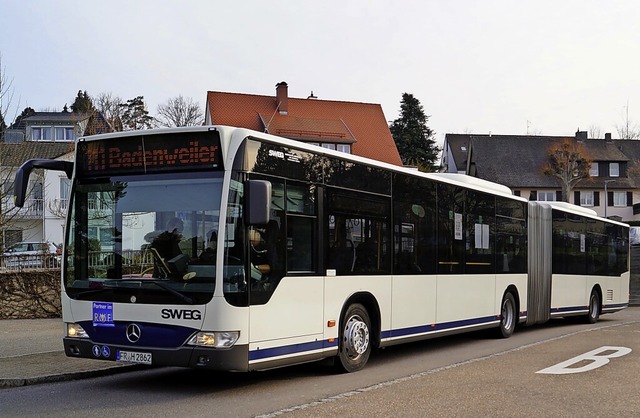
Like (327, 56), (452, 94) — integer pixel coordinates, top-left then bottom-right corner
(0, 364), (145, 389)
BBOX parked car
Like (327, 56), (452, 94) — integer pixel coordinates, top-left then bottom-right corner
(2, 241), (61, 269)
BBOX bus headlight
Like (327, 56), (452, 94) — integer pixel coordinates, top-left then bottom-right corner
(187, 331), (239, 348)
(66, 323), (89, 338)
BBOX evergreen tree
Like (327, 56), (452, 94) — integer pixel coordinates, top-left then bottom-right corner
(389, 93), (439, 171)
(70, 90), (94, 113)
(119, 96), (154, 130)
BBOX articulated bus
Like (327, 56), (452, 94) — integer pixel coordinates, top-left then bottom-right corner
(14, 126), (630, 372)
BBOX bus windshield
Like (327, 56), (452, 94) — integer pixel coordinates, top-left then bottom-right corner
(64, 172), (223, 305)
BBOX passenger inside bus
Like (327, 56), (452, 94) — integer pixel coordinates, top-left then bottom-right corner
(249, 220), (279, 284)
(197, 230), (217, 263)
(144, 217), (185, 277)
(146, 217), (183, 259)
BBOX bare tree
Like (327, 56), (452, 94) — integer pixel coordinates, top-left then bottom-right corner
(155, 95), (204, 127)
(588, 125), (602, 139)
(0, 53), (48, 250)
(95, 92), (124, 132)
(542, 139), (592, 202)
(616, 101), (640, 139)
(0, 53), (16, 140)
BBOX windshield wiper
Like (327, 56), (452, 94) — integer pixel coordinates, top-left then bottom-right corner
(76, 286), (112, 299)
(77, 279), (194, 304)
(111, 279), (195, 304)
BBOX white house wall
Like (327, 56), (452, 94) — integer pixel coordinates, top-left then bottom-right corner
(42, 152), (74, 246)
(517, 188), (634, 220)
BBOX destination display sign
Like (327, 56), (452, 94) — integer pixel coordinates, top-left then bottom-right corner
(77, 131), (223, 176)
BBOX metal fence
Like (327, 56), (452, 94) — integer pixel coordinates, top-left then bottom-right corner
(0, 250), (154, 272)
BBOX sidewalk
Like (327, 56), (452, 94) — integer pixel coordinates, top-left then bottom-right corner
(0, 318), (137, 389)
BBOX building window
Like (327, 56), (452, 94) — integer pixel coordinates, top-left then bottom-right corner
(32, 127), (53, 141)
(589, 163), (599, 177)
(613, 191), (626, 207)
(322, 144), (336, 150)
(55, 127), (75, 141)
(537, 191), (555, 201)
(32, 126), (74, 141)
(580, 191), (594, 206)
(336, 144), (351, 154)
(60, 178), (71, 210)
(610, 162), (620, 177)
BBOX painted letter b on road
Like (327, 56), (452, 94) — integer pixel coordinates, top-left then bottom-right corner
(536, 346), (632, 375)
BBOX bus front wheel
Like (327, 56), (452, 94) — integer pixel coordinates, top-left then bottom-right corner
(585, 290), (601, 324)
(335, 303), (371, 373)
(497, 293), (516, 338)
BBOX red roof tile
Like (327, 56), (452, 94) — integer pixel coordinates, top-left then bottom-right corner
(206, 88), (402, 166)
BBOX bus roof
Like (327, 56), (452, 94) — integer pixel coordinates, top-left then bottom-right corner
(534, 201), (629, 227)
(77, 125), (525, 202)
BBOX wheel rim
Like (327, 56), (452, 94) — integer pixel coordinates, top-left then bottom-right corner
(501, 298), (514, 331)
(343, 315), (370, 360)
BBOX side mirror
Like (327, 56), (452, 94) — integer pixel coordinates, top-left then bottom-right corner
(245, 180), (271, 225)
(14, 159), (74, 208)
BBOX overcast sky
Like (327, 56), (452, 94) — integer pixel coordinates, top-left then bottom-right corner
(2, 1), (640, 146)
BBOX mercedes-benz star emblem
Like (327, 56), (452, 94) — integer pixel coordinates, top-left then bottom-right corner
(126, 323), (141, 343)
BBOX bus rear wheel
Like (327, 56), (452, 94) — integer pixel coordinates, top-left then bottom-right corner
(585, 290), (601, 324)
(335, 303), (371, 373)
(497, 292), (516, 338)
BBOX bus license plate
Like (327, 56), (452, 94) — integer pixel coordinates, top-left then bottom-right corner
(117, 350), (152, 365)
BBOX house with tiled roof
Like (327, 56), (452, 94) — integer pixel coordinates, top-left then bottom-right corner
(205, 82), (402, 166)
(1, 110), (112, 250)
(441, 131), (640, 222)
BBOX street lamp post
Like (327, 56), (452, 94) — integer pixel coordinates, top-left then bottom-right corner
(604, 179), (616, 218)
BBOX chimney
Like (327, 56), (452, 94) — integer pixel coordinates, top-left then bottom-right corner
(276, 81), (288, 115)
(575, 130), (588, 141)
(605, 132), (612, 141)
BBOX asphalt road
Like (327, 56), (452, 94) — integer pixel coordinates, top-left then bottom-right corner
(1, 308), (638, 417)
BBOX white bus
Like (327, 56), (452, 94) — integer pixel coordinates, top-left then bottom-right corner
(14, 126), (630, 372)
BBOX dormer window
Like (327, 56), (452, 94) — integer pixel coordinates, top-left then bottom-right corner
(610, 162), (620, 177)
(32, 127), (52, 141)
(31, 126), (75, 142)
(589, 162), (599, 177)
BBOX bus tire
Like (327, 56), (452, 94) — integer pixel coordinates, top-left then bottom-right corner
(585, 290), (601, 324)
(335, 303), (371, 373)
(497, 292), (516, 338)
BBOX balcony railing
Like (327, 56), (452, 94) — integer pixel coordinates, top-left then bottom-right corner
(2, 197), (44, 218)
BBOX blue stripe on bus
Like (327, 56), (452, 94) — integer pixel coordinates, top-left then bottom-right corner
(550, 303), (628, 314)
(549, 306), (588, 314)
(383, 315), (500, 339)
(603, 303), (628, 310)
(248, 315), (502, 362)
(249, 339), (337, 361)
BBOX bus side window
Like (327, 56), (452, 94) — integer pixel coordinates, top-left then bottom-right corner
(327, 190), (391, 275)
(287, 216), (314, 272)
